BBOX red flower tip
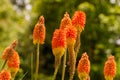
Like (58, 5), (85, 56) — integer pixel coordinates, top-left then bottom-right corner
(33, 16), (46, 44)
(104, 55), (116, 80)
(52, 29), (66, 57)
(72, 11), (86, 32)
(60, 12), (72, 29)
(66, 26), (77, 46)
(0, 70), (11, 80)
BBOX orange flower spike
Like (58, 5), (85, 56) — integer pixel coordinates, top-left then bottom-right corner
(0, 70), (11, 80)
(7, 50), (20, 68)
(77, 52), (90, 80)
(52, 29), (66, 80)
(72, 11), (86, 32)
(2, 40), (18, 60)
(104, 55), (116, 80)
(33, 16), (46, 45)
(66, 26), (77, 47)
(60, 12), (72, 29)
(7, 50), (20, 78)
(52, 29), (66, 58)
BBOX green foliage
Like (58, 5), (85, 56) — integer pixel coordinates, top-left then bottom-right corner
(0, 0), (27, 79)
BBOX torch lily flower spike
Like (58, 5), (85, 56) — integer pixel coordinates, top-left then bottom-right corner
(72, 11), (86, 58)
(77, 52), (90, 80)
(0, 70), (11, 80)
(33, 15), (46, 80)
(104, 55), (116, 80)
(52, 29), (66, 80)
(33, 16), (46, 45)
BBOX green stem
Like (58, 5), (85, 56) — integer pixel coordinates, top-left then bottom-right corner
(20, 72), (28, 80)
(53, 66), (59, 80)
(52, 57), (61, 80)
(0, 59), (7, 71)
(35, 44), (40, 80)
(31, 53), (33, 80)
(61, 49), (67, 80)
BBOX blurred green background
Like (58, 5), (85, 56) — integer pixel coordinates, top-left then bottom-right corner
(0, 0), (120, 80)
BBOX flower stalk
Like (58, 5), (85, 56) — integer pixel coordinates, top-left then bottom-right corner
(68, 46), (76, 80)
(74, 31), (81, 58)
(35, 44), (40, 80)
(0, 60), (7, 71)
(61, 49), (67, 80)
(31, 53), (34, 80)
(53, 56), (61, 80)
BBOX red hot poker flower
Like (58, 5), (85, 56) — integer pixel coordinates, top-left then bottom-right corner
(7, 50), (20, 68)
(33, 16), (46, 44)
(7, 50), (20, 78)
(52, 29), (66, 58)
(60, 12), (72, 29)
(2, 48), (15, 60)
(0, 70), (11, 80)
(72, 11), (86, 32)
(52, 29), (66, 80)
(104, 55), (116, 80)
(77, 52), (90, 80)
(66, 26), (77, 47)
(67, 26), (77, 80)
(2, 40), (18, 60)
